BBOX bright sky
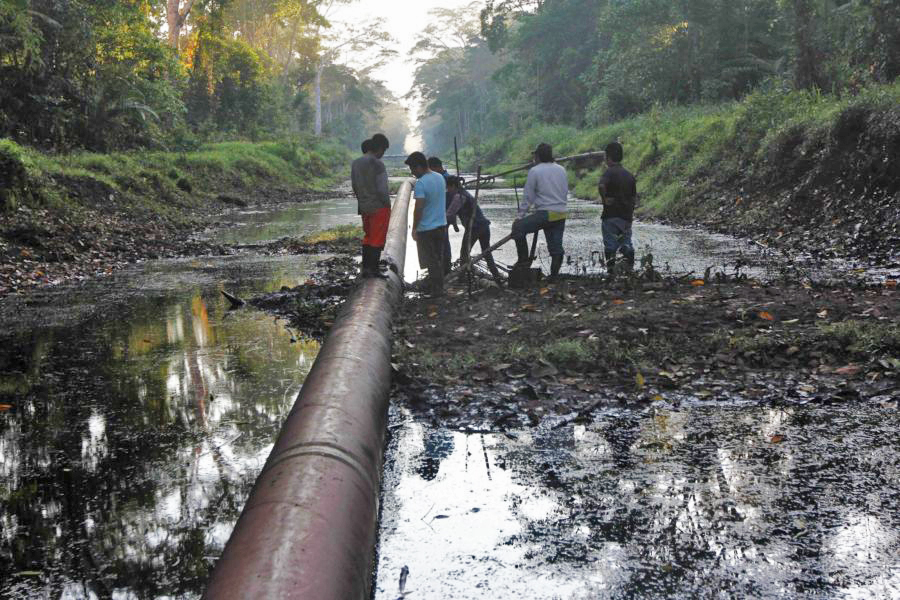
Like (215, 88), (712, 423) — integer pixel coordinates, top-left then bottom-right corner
(330, 0), (482, 150)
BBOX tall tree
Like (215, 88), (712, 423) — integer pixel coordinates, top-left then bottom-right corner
(167, 0), (197, 51)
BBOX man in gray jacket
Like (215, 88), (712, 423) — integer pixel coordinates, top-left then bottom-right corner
(512, 142), (569, 277)
(351, 133), (390, 276)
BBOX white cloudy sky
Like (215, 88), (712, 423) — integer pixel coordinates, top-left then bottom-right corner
(329, 0), (482, 149)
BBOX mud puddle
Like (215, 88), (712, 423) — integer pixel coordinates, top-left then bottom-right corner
(375, 401), (900, 599)
(376, 187), (899, 598)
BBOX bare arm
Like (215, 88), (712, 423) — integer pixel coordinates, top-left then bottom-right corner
(446, 192), (463, 221)
(412, 197), (425, 240)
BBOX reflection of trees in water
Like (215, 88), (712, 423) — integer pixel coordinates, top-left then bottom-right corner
(0, 292), (314, 597)
(498, 406), (900, 597)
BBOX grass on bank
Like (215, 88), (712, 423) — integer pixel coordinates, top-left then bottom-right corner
(299, 224), (363, 245)
(0, 138), (350, 219)
(465, 80), (900, 218)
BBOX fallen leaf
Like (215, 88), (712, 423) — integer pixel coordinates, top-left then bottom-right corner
(635, 372), (645, 390)
(691, 279), (705, 286)
(0, 404), (12, 411)
(770, 434), (784, 443)
(817, 309), (828, 319)
(758, 311), (775, 321)
(834, 365), (861, 376)
(428, 311), (438, 318)
(539, 287), (550, 295)
(612, 299), (625, 305)
(885, 280), (897, 288)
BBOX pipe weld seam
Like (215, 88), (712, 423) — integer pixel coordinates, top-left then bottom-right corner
(260, 443), (379, 494)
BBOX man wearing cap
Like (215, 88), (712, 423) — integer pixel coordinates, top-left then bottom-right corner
(351, 133), (391, 277)
(512, 142), (569, 278)
(406, 151), (447, 296)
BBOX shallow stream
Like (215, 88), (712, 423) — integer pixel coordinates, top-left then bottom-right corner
(0, 198), (358, 598)
(1, 188), (896, 599)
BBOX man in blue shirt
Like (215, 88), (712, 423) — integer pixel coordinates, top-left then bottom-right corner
(428, 156), (453, 275)
(406, 151), (447, 297)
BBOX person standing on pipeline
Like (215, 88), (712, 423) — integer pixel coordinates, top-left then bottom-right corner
(597, 141), (637, 273)
(512, 142), (569, 279)
(350, 134), (391, 277)
(405, 151), (447, 297)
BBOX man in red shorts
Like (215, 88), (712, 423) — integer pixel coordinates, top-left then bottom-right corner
(351, 133), (391, 277)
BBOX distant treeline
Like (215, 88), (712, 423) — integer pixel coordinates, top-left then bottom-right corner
(0, 0), (407, 152)
(414, 0), (899, 152)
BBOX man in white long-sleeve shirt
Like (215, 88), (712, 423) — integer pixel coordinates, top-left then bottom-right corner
(512, 142), (569, 277)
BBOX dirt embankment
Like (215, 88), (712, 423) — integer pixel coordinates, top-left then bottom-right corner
(390, 274), (899, 430)
(666, 103), (900, 266)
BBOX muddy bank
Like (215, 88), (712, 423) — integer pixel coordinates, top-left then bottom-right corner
(0, 184), (340, 299)
(390, 273), (899, 431)
(648, 101), (900, 267)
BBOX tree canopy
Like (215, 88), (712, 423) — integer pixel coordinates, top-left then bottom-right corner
(0, 0), (407, 151)
(413, 0), (899, 152)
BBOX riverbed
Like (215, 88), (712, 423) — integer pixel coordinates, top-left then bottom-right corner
(1, 187), (896, 599)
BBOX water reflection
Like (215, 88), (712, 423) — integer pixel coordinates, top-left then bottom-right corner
(375, 403), (900, 599)
(0, 256), (323, 598)
(439, 191), (767, 280)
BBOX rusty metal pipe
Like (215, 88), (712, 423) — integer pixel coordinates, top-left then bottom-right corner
(203, 180), (414, 600)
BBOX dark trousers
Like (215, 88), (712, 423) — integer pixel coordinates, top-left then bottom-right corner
(512, 210), (566, 262)
(442, 226), (452, 274)
(416, 227), (445, 295)
(461, 225), (501, 279)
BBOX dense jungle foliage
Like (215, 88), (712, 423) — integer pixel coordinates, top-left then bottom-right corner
(414, 0), (900, 152)
(0, 0), (407, 152)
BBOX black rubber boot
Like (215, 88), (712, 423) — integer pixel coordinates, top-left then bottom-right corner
(622, 249), (635, 272)
(550, 255), (563, 278)
(514, 237), (531, 265)
(360, 245), (375, 277)
(605, 250), (617, 269)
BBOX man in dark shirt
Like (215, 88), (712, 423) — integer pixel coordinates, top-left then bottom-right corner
(445, 176), (502, 283)
(597, 142), (637, 271)
(351, 133), (390, 277)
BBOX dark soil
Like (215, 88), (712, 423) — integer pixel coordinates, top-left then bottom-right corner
(0, 183), (334, 298)
(249, 255), (358, 339)
(390, 273), (899, 431)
